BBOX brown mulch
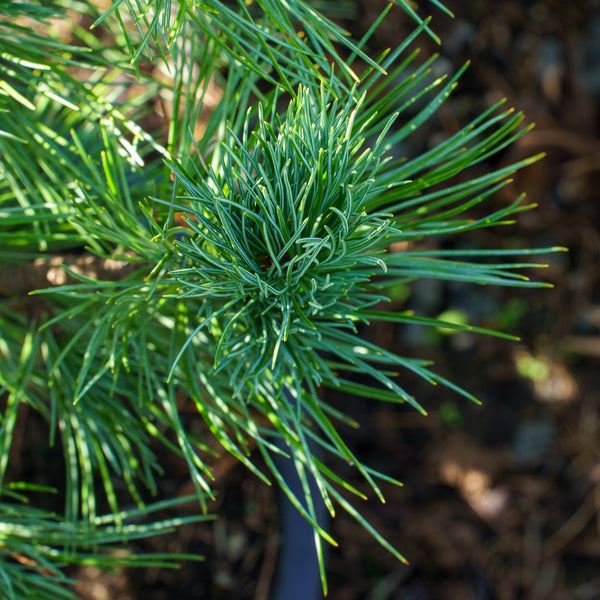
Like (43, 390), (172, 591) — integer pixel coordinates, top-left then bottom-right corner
(324, 2), (600, 598)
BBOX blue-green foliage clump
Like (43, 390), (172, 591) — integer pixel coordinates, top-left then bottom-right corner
(168, 86), (395, 396)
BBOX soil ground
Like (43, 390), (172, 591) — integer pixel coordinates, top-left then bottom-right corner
(41, 1), (600, 598)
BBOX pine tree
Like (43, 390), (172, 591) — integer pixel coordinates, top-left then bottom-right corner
(0, 1), (561, 596)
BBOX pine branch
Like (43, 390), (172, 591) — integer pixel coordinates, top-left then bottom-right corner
(0, 0), (561, 596)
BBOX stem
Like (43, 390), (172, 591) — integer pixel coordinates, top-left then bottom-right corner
(271, 387), (329, 599)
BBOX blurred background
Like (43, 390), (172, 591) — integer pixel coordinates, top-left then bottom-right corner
(70, 0), (600, 598)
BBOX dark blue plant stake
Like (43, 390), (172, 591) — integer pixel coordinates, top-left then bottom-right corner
(271, 387), (329, 600)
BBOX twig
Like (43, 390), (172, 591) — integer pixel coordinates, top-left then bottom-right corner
(0, 254), (140, 297)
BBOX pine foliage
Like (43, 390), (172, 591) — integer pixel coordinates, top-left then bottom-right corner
(0, 1), (561, 596)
